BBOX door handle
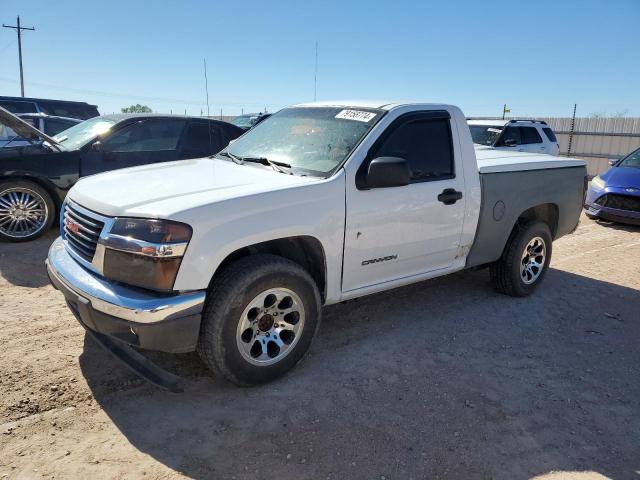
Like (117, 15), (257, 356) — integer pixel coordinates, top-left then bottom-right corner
(437, 188), (463, 205)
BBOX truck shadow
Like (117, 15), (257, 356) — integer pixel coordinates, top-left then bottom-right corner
(79, 267), (640, 480)
(0, 229), (57, 288)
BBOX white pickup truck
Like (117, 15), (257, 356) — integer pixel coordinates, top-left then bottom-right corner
(46, 101), (587, 388)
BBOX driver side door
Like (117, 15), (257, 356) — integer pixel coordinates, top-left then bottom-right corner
(342, 111), (466, 292)
(79, 118), (186, 177)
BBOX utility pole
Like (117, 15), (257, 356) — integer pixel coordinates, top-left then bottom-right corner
(3, 16), (35, 97)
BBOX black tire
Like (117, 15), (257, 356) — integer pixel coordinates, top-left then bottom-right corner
(0, 179), (55, 242)
(490, 220), (552, 297)
(197, 254), (322, 386)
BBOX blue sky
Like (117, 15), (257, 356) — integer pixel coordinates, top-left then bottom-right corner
(1, 0), (639, 117)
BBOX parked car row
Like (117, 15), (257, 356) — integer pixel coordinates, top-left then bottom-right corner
(0, 113), (82, 148)
(230, 112), (272, 130)
(0, 95), (100, 120)
(467, 119), (560, 155)
(0, 107), (244, 241)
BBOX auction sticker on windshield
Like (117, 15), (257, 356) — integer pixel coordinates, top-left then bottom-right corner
(335, 110), (377, 122)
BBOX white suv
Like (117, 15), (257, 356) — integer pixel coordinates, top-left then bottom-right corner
(467, 119), (560, 155)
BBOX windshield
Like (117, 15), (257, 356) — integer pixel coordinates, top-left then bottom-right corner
(53, 117), (116, 150)
(619, 148), (640, 169)
(231, 114), (260, 128)
(222, 107), (384, 176)
(0, 124), (20, 142)
(469, 125), (503, 146)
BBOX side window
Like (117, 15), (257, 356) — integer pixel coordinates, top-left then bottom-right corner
(520, 127), (543, 144)
(496, 126), (521, 146)
(44, 119), (77, 136)
(38, 101), (86, 119)
(372, 118), (454, 181)
(542, 127), (557, 143)
(103, 119), (186, 153)
(0, 100), (38, 114)
(181, 121), (222, 157)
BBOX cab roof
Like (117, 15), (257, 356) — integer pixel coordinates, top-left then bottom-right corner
(293, 100), (456, 111)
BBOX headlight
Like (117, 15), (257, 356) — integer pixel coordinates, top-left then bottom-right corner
(591, 176), (606, 190)
(101, 218), (192, 291)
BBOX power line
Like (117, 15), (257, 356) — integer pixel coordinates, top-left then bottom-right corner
(0, 76), (282, 109)
(2, 16), (35, 97)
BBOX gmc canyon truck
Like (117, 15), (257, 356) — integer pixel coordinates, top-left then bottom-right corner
(46, 101), (587, 389)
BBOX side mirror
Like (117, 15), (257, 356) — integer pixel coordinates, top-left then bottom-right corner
(503, 138), (517, 147)
(365, 157), (411, 189)
(608, 158), (618, 167)
(91, 141), (103, 152)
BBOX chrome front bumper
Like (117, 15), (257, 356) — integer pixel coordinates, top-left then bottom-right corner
(46, 236), (206, 353)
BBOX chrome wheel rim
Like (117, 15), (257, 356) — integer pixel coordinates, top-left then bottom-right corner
(0, 187), (48, 239)
(520, 236), (546, 284)
(236, 287), (305, 366)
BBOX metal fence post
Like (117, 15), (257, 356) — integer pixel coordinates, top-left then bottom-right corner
(567, 103), (576, 156)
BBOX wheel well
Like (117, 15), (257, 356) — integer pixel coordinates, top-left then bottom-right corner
(516, 203), (559, 238)
(214, 236), (327, 301)
(0, 175), (62, 218)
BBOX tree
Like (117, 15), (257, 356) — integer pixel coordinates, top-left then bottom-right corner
(121, 104), (152, 113)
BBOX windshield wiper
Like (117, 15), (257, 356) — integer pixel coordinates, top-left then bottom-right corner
(216, 150), (244, 165)
(216, 151), (292, 174)
(241, 156), (292, 174)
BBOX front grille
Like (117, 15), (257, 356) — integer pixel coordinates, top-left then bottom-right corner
(595, 194), (640, 212)
(63, 203), (105, 261)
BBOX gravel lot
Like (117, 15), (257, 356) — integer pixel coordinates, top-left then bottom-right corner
(1, 214), (639, 480)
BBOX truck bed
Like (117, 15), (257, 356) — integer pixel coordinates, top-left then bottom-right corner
(475, 148), (586, 173)
(467, 150), (587, 268)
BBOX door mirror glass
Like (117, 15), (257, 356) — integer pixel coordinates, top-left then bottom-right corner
(365, 157), (411, 188)
(608, 158), (618, 166)
(503, 138), (517, 147)
(91, 140), (102, 152)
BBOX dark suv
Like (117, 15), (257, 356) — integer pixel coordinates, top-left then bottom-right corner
(0, 96), (100, 120)
(0, 110), (243, 241)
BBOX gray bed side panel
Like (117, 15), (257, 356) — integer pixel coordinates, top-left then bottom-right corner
(466, 166), (586, 267)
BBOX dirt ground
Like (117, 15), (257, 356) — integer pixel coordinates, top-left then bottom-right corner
(1, 214), (639, 480)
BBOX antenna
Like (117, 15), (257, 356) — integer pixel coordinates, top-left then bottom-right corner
(314, 41), (318, 101)
(203, 58), (210, 117)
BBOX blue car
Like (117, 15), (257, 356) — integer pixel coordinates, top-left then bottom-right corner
(584, 147), (640, 225)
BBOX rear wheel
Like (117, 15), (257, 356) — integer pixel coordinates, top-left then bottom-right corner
(0, 180), (55, 242)
(198, 254), (322, 386)
(490, 220), (552, 297)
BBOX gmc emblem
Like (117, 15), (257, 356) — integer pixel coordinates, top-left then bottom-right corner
(65, 218), (81, 234)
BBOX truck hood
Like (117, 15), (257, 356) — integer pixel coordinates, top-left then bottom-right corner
(601, 166), (640, 189)
(68, 157), (317, 217)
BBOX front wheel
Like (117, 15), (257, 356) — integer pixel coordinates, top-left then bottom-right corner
(0, 180), (55, 242)
(198, 254), (322, 386)
(490, 220), (552, 297)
